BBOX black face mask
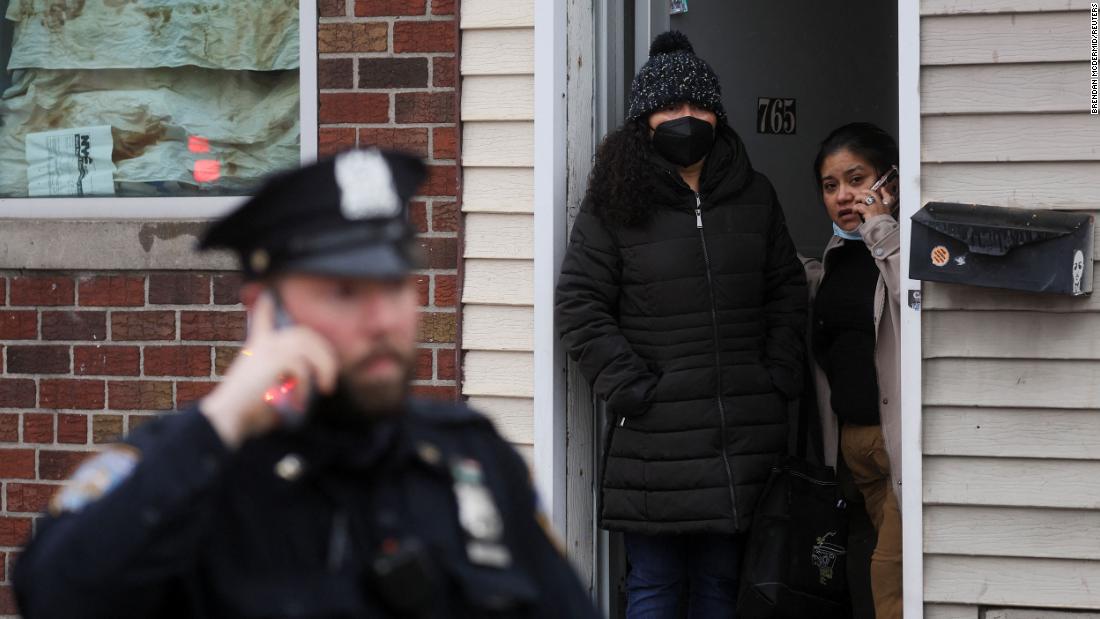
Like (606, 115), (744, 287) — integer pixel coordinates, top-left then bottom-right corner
(651, 116), (715, 167)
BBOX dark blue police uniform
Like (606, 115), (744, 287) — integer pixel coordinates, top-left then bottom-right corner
(16, 397), (596, 618)
(14, 148), (601, 619)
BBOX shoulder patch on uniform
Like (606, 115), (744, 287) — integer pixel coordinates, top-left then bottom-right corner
(49, 445), (140, 516)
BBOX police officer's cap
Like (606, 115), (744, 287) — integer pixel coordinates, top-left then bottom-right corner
(200, 148), (427, 280)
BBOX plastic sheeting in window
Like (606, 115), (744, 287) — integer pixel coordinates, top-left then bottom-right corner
(0, 67), (300, 197)
(5, 0), (299, 71)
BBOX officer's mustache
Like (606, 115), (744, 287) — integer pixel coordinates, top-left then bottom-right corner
(345, 341), (414, 381)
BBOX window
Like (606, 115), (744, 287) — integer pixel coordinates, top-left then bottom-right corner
(0, 0), (317, 217)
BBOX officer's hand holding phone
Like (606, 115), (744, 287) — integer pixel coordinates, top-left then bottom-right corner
(200, 292), (339, 448)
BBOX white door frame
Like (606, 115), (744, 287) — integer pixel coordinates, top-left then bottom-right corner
(897, 0), (925, 614)
(533, 0), (569, 538)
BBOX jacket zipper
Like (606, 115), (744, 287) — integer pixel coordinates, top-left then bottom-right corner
(694, 194), (740, 527)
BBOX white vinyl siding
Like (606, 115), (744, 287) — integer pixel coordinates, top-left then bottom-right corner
(920, 0), (1100, 613)
(459, 0), (536, 451)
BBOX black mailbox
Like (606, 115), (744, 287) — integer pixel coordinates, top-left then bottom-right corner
(910, 202), (1093, 296)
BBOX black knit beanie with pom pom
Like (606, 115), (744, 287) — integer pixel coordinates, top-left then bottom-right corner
(627, 31), (726, 122)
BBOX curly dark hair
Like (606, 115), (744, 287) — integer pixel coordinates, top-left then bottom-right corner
(583, 119), (660, 228)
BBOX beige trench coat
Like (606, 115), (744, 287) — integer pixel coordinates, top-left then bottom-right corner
(803, 213), (902, 504)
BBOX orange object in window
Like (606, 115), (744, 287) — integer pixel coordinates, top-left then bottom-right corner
(188, 136), (211, 153)
(194, 159), (221, 183)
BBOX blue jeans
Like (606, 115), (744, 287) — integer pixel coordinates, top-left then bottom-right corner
(623, 532), (740, 619)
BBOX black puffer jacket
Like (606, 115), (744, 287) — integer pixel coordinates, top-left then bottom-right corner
(555, 125), (807, 535)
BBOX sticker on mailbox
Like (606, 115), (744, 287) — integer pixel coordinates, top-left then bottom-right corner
(930, 246), (950, 267)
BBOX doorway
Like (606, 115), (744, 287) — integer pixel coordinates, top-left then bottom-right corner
(586, 2), (900, 617)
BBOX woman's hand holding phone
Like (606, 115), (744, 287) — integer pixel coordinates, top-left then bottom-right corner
(200, 293), (339, 448)
(852, 165), (898, 223)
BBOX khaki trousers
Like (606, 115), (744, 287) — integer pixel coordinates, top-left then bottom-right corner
(841, 424), (902, 619)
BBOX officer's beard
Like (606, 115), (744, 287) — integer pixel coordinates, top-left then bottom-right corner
(335, 345), (415, 417)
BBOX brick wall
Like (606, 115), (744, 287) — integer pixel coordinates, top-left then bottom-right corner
(0, 1), (461, 614)
(318, 0), (461, 401)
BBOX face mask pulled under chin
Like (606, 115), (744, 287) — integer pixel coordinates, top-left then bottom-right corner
(651, 116), (715, 168)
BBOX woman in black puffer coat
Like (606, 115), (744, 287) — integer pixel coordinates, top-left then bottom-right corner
(555, 31), (807, 618)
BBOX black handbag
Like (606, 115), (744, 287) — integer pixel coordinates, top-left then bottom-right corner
(737, 394), (851, 619)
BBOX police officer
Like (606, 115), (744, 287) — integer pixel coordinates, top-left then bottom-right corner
(14, 149), (600, 619)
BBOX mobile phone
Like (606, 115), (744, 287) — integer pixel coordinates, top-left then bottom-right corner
(870, 165), (898, 192)
(266, 292), (312, 429)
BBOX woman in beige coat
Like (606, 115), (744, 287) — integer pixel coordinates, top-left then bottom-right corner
(804, 122), (901, 619)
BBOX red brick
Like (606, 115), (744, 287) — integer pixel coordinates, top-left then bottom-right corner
(318, 22), (388, 53)
(409, 201), (429, 233)
(0, 517), (32, 546)
(57, 414), (87, 444)
(22, 413), (54, 443)
(0, 380), (36, 408)
(40, 379), (104, 410)
(395, 92), (455, 124)
(358, 128), (429, 158)
(74, 346), (140, 376)
(433, 57), (456, 88)
(394, 21), (455, 53)
(415, 348), (433, 380)
(414, 276), (430, 307)
(214, 346), (242, 376)
(180, 311), (246, 341)
(6, 345), (70, 374)
(148, 273), (211, 305)
(39, 450), (92, 480)
(358, 57), (429, 89)
(319, 58), (354, 89)
(431, 0), (454, 15)
(144, 346), (212, 377)
(176, 381), (217, 408)
(319, 0), (345, 16)
(0, 276), (5, 305)
(418, 238), (458, 269)
(92, 414), (124, 443)
(0, 585), (16, 615)
(355, 0), (426, 16)
(319, 128), (357, 158)
(10, 276), (73, 306)
(109, 381), (174, 411)
(422, 164), (457, 196)
(409, 385), (458, 401)
(320, 93), (390, 124)
(0, 311), (38, 339)
(78, 275), (145, 307)
(0, 450), (35, 479)
(434, 274), (457, 307)
(0, 552), (6, 582)
(432, 127), (457, 160)
(0, 414), (18, 442)
(431, 201), (459, 232)
(437, 347), (457, 380)
(111, 311), (175, 341)
(42, 311), (107, 341)
(212, 273), (244, 305)
(418, 312), (456, 343)
(6, 484), (58, 513)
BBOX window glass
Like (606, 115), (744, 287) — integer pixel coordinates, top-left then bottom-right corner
(0, 0), (301, 199)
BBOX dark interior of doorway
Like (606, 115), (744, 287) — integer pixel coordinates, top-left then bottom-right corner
(604, 2), (899, 617)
